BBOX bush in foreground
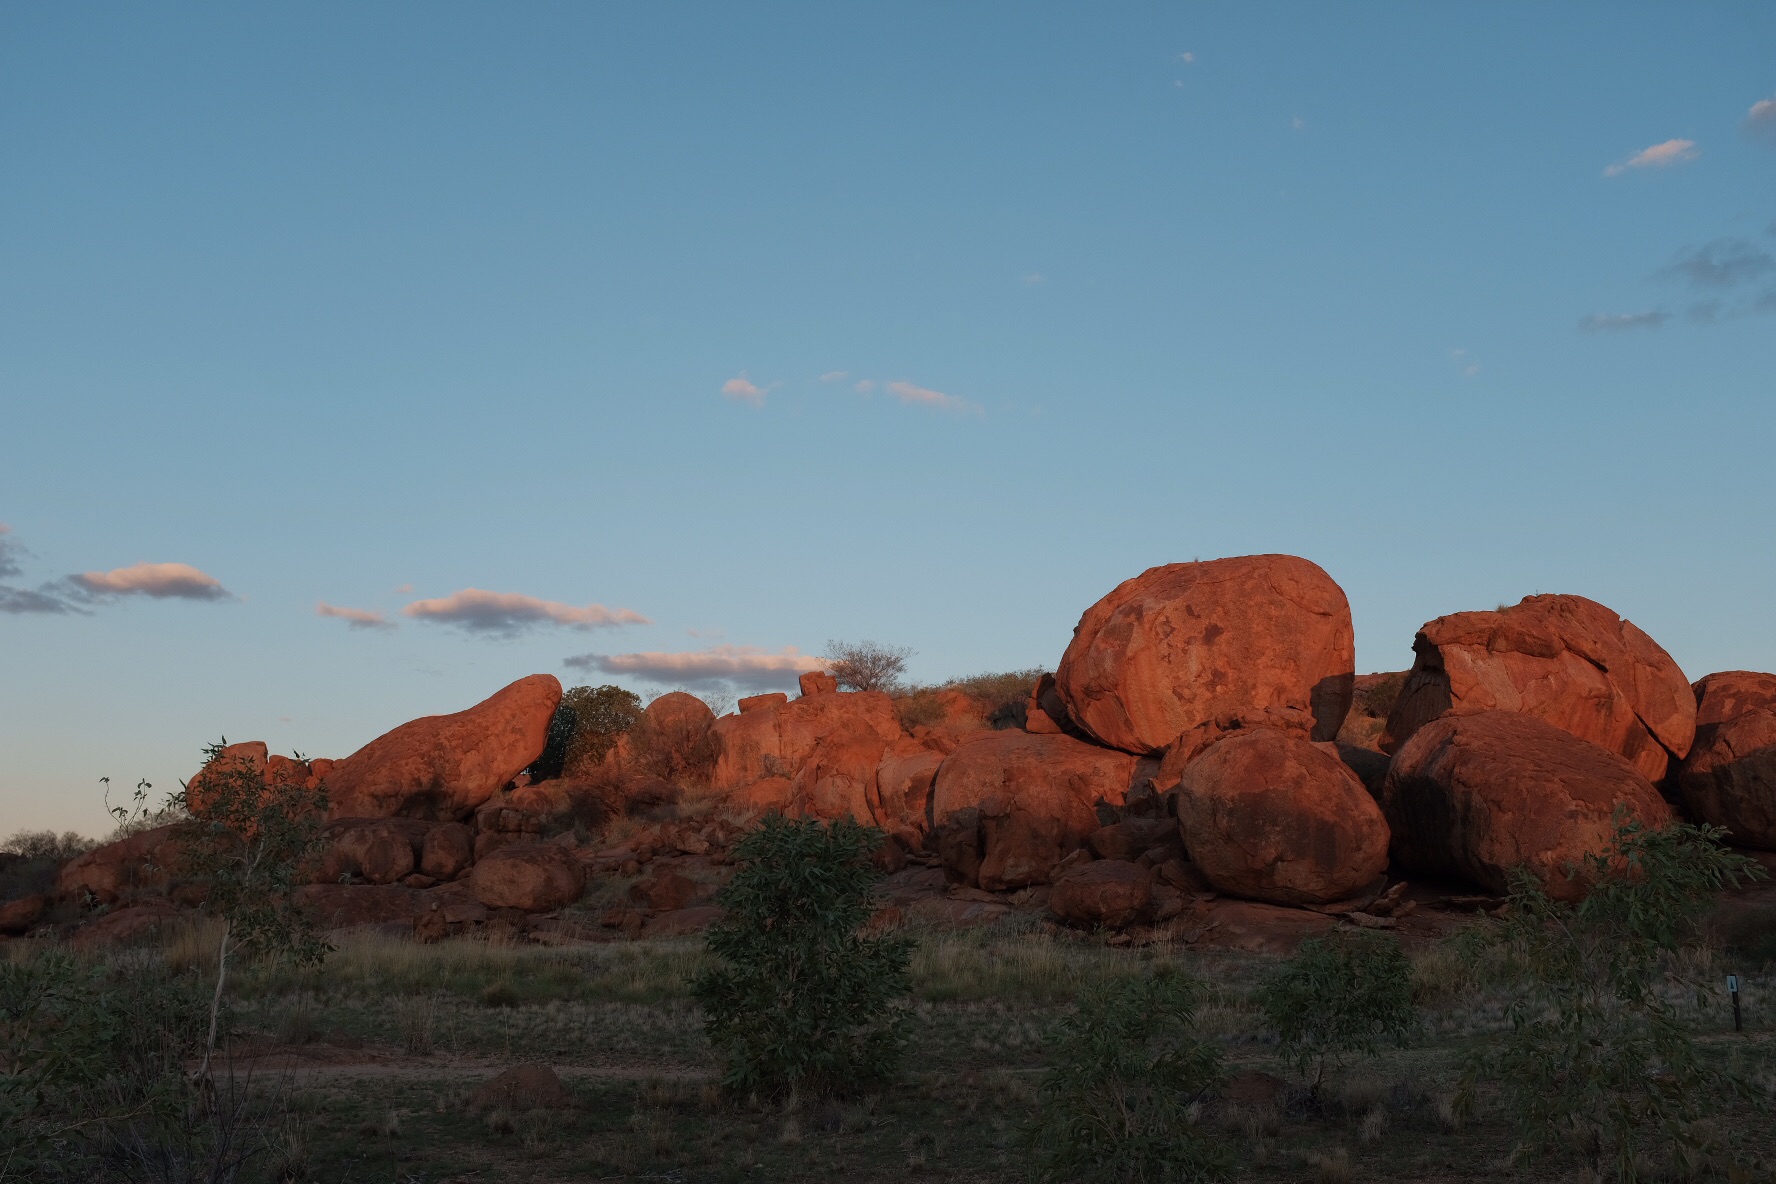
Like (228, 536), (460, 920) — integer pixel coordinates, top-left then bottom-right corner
(1258, 927), (1415, 1101)
(1029, 968), (1228, 1183)
(691, 816), (912, 1099)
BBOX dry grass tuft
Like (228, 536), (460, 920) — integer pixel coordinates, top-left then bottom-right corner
(1309, 1145), (1354, 1183)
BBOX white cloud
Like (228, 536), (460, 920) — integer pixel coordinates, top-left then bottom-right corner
(564, 644), (824, 693)
(854, 379), (876, 393)
(403, 588), (650, 635)
(1177, 51), (1195, 64)
(1291, 116), (1307, 132)
(1579, 310), (1670, 333)
(818, 370), (849, 382)
(1604, 138), (1699, 176)
(1745, 97), (1776, 144)
(721, 375), (765, 407)
(72, 561), (229, 600)
(316, 601), (396, 631)
(886, 381), (980, 414)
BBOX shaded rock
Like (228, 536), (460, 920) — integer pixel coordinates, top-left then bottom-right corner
(1196, 899), (1337, 955)
(642, 905), (724, 938)
(1675, 671), (1776, 850)
(930, 732), (1137, 890)
(630, 868), (701, 912)
(0, 893), (46, 935)
(325, 675), (562, 820)
(70, 901), (182, 948)
(322, 818), (429, 885)
(1024, 672), (1079, 737)
(873, 738), (945, 845)
(296, 883), (420, 928)
(413, 879), (491, 940)
(57, 825), (187, 904)
(420, 822), (475, 880)
(1055, 554), (1355, 756)
(906, 896), (1013, 927)
(1382, 594), (1695, 782)
(628, 692), (718, 785)
(1088, 818), (1180, 863)
(470, 843), (586, 912)
(712, 690), (903, 792)
(726, 775), (795, 814)
(1177, 728), (1390, 906)
(1049, 860), (1152, 929)
(1380, 710), (1673, 900)
(466, 1064), (575, 1112)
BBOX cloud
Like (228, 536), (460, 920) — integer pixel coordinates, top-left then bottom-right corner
(1291, 116), (1307, 132)
(854, 379), (876, 393)
(1661, 238), (1775, 289)
(721, 375), (765, 407)
(71, 561), (229, 600)
(1177, 51), (1195, 64)
(402, 588), (649, 635)
(1021, 273), (1045, 286)
(0, 525), (21, 580)
(564, 644), (823, 693)
(1579, 310), (1670, 333)
(1745, 97), (1776, 144)
(1604, 138), (1699, 176)
(818, 370), (849, 382)
(0, 585), (81, 615)
(885, 381), (980, 414)
(395, 583), (414, 594)
(1448, 348), (1480, 378)
(316, 601), (396, 631)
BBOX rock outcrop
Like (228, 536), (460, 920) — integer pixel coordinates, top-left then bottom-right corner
(1055, 555), (1355, 755)
(1674, 671), (1776, 850)
(1382, 595), (1695, 782)
(325, 675), (562, 820)
(1175, 728), (1389, 906)
(872, 738), (946, 845)
(711, 690), (902, 792)
(56, 824), (188, 904)
(929, 732), (1136, 890)
(1049, 860), (1152, 929)
(468, 842), (585, 912)
(1380, 710), (1673, 899)
(320, 818), (433, 885)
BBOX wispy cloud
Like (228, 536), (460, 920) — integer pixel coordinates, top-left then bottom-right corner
(564, 644), (823, 693)
(818, 370), (849, 382)
(0, 525), (22, 580)
(1661, 239), (1775, 289)
(1449, 348), (1480, 378)
(721, 374), (765, 407)
(1579, 310), (1670, 333)
(71, 562), (229, 600)
(886, 381), (980, 414)
(394, 583), (414, 594)
(1177, 51), (1195, 64)
(403, 588), (649, 636)
(854, 379), (876, 393)
(317, 602), (396, 631)
(1604, 138), (1699, 177)
(1291, 116), (1307, 132)
(1020, 273), (1045, 286)
(0, 586), (80, 615)
(1745, 96), (1776, 145)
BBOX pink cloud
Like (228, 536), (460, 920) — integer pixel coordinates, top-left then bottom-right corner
(72, 561), (229, 600)
(403, 588), (649, 635)
(886, 381), (980, 414)
(721, 375), (765, 406)
(1746, 97), (1776, 144)
(566, 644), (823, 692)
(317, 601), (395, 631)
(1604, 138), (1699, 176)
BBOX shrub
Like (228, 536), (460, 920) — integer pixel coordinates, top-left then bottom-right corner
(1258, 928), (1415, 1100)
(1462, 813), (1765, 1182)
(0, 831), (94, 903)
(1028, 968), (1229, 1183)
(628, 700), (720, 787)
(822, 640), (912, 693)
(532, 684), (643, 780)
(1360, 674), (1403, 719)
(691, 816), (913, 1099)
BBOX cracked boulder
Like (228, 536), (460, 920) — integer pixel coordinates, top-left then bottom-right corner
(1381, 595), (1694, 782)
(1176, 727), (1389, 906)
(1055, 554), (1355, 756)
(1675, 671), (1776, 850)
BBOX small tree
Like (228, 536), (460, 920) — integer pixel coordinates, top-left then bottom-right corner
(1258, 927), (1415, 1100)
(173, 743), (331, 1079)
(691, 816), (912, 1099)
(1029, 969), (1228, 1184)
(1463, 814), (1764, 1182)
(531, 684), (642, 780)
(822, 640), (913, 693)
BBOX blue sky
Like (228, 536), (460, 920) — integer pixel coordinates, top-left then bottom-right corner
(4, 4), (1774, 834)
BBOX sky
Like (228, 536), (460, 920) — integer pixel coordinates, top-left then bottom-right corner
(3, 3), (1774, 836)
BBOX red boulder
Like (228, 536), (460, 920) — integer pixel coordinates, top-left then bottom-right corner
(1382, 595), (1695, 782)
(469, 843), (586, 912)
(421, 822), (475, 880)
(56, 824), (187, 904)
(1055, 555), (1355, 755)
(1380, 710), (1673, 900)
(1675, 671), (1776, 850)
(1049, 860), (1152, 929)
(1176, 728), (1389, 906)
(711, 689), (903, 792)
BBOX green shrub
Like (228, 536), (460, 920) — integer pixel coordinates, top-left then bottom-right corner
(1028, 968), (1228, 1183)
(1258, 927), (1415, 1099)
(1463, 814), (1765, 1182)
(531, 684), (643, 780)
(1360, 674), (1403, 719)
(690, 816), (912, 1099)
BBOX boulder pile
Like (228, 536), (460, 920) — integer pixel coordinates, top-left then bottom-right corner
(22, 551), (1768, 953)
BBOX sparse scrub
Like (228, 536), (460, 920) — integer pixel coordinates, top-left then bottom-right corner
(1258, 928), (1416, 1101)
(822, 640), (913, 693)
(532, 684), (643, 781)
(692, 816), (914, 1098)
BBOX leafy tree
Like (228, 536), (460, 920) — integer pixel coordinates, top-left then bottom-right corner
(531, 684), (642, 780)
(1028, 969), (1228, 1184)
(821, 640), (913, 693)
(1258, 927), (1415, 1100)
(173, 742), (331, 1079)
(691, 816), (912, 1099)
(1462, 813), (1765, 1182)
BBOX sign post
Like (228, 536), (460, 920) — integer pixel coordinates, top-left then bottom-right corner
(1728, 974), (1742, 1033)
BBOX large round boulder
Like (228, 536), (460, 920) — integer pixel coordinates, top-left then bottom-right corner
(56, 824), (188, 904)
(1176, 728), (1389, 906)
(929, 732), (1137, 890)
(1675, 671), (1776, 850)
(1380, 710), (1673, 900)
(627, 691), (718, 784)
(1381, 595), (1694, 783)
(1049, 860), (1152, 929)
(325, 675), (562, 820)
(1055, 555), (1355, 756)
(469, 843), (586, 912)
(321, 819), (430, 885)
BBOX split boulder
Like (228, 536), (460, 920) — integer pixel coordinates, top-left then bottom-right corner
(1674, 671), (1776, 850)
